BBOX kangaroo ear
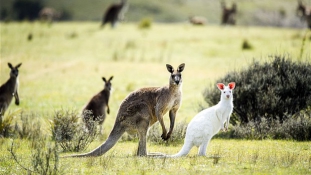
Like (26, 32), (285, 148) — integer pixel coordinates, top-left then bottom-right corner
(102, 77), (107, 82)
(8, 63), (13, 69)
(177, 63), (185, 72)
(16, 63), (22, 68)
(109, 76), (113, 81)
(166, 64), (174, 73)
(217, 83), (225, 90)
(228, 82), (235, 90)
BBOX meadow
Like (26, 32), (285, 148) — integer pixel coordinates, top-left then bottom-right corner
(0, 22), (310, 174)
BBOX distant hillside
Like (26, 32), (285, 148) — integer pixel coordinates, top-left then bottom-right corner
(0, 0), (309, 28)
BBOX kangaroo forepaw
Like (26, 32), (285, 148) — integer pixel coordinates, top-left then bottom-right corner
(221, 128), (228, 132)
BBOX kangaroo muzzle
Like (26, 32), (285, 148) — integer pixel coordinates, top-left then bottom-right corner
(174, 76), (181, 85)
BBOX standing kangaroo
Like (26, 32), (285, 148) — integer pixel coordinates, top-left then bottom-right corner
(168, 82), (235, 157)
(221, 1), (237, 25)
(101, 0), (127, 28)
(82, 76), (113, 134)
(63, 63), (185, 157)
(297, 0), (311, 29)
(0, 63), (22, 119)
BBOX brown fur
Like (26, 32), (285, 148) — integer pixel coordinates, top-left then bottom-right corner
(0, 63), (22, 119)
(82, 76), (113, 134)
(221, 1), (237, 25)
(62, 63), (185, 157)
(189, 16), (207, 25)
(39, 7), (61, 22)
(297, 0), (311, 29)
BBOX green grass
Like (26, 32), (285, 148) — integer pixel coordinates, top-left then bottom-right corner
(0, 22), (310, 174)
(1, 138), (310, 174)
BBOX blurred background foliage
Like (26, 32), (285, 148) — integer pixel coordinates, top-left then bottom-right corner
(0, 0), (309, 28)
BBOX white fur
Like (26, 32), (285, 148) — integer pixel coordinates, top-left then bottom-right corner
(169, 82), (235, 157)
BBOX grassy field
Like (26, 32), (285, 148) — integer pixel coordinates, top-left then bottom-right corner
(0, 22), (310, 174)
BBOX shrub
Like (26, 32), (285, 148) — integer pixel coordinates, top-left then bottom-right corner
(9, 138), (61, 175)
(138, 17), (152, 29)
(0, 112), (15, 137)
(50, 109), (98, 152)
(216, 109), (311, 141)
(0, 109), (21, 138)
(148, 121), (187, 145)
(203, 56), (311, 125)
(15, 112), (42, 139)
(242, 39), (253, 50)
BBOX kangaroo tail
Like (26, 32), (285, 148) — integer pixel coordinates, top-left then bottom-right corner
(166, 142), (193, 158)
(62, 125), (125, 158)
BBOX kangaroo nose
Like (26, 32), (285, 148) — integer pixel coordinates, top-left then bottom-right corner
(226, 95), (230, 98)
(175, 80), (180, 85)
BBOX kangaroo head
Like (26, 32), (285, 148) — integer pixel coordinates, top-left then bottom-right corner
(102, 76), (113, 91)
(297, 0), (306, 15)
(8, 63), (22, 78)
(166, 63), (185, 86)
(217, 82), (235, 100)
(232, 3), (237, 12)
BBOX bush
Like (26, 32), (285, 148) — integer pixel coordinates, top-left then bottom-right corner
(215, 109), (311, 141)
(0, 110), (16, 137)
(9, 138), (61, 175)
(138, 17), (152, 29)
(147, 121), (187, 145)
(13, 0), (43, 21)
(50, 109), (98, 152)
(15, 112), (42, 139)
(203, 56), (311, 125)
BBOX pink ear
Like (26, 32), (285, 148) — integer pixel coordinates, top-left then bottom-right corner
(217, 83), (225, 90)
(228, 82), (236, 90)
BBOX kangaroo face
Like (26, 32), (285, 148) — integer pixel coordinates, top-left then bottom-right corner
(217, 82), (235, 100)
(166, 63), (185, 85)
(8, 63), (22, 78)
(102, 76), (113, 91)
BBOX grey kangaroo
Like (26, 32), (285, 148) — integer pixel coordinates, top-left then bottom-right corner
(82, 76), (113, 134)
(63, 63), (185, 157)
(0, 63), (22, 120)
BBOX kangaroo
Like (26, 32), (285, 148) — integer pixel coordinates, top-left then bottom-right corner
(168, 82), (235, 157)
(189, 16), (207, 25)
(101, 0), (127, 28)
(221, 1), (237, 25)
(39, 7), (61, 23)
(297, 0), (311, 29)
(0, 63), (22, 120)
(82, 76), (113, 134)
(63, 63), (185, 158)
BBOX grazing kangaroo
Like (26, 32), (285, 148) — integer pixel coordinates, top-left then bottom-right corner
(63, 63), (185, 158)
(82, 76), (113, 134)
(0, 63), (22, 120)
(221, 1), (237, 25)
(297, 0), (311, 29)
(168, 82), (235, 157)
(189, 16), (207, 25)
(39, 7), (61, 23)
(101, 0), (127, 28)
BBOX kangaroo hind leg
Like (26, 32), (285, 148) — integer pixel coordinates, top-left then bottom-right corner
(198, 138), (211, 156)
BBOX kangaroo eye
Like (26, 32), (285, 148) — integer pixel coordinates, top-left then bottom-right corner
(229, 91), (231, 93)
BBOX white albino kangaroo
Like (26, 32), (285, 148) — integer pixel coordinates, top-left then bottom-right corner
(169, 82), (235, 157)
